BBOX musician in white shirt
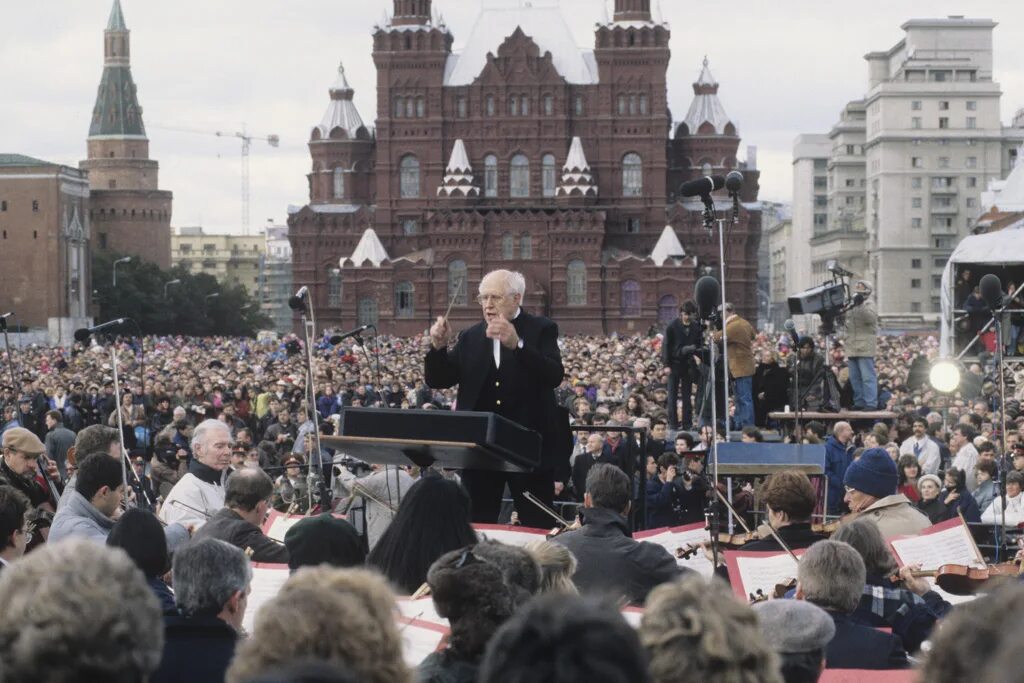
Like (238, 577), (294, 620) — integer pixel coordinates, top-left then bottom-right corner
(981, 471), (1024, 527)
(898, 417), (941, 475)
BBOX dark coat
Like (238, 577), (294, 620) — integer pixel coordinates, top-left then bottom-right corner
(571, 448), (617, 502)
(150, 614), (238, 683)
(940, 488), (982, 524)
(825, 610), (910, 670)
(824, 436), (854, 515)
(645, 476), (679, 528)
(416, 650), (478, 683)
(148, 576), (177, 615)
(917, 497), (947, 525)
(551, 506), (682, 605)
(192, 508), (289, 564)
(716, 522), (827, 580)
(662, 318), (703, 372)
(424, 310), (569, 477)
(753, 362), (790, 419)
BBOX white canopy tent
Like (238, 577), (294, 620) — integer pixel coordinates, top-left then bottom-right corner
(939, 224), (1024, 357)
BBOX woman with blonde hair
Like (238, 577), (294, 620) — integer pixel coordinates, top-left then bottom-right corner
(226, 567), (411, 683)
(523, 540), (578, 594)
(639, 574), (782, 683)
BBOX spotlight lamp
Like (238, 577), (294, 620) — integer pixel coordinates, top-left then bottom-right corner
(929, 360), (962, 394)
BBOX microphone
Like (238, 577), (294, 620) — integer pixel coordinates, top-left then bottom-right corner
(74, 318), (129, 342)
(694, 276), (720, 320)
(980, 273), (1003, 312)
(725, 171), (743, 194)
(679, 175), (726, 198)
(784, 319), (800, 347)
(288, 286), (310, 312)
(329, 325), (372, 345)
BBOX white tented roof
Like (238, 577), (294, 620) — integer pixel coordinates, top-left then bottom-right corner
(446, 139), (472, 174)
(981, 154), (1024, 211)
(443, 0), (598, 87)
(649, 225), (686, 266)
(938, 225), (1024, 356)
(343, 228), (390, 268)
(681, 57), (735, 136)
(314, 63), (366, 139)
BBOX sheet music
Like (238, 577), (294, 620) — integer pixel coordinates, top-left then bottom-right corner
(635, 525), (715, 579)
(396, 596), (448, 627)
(262, 511), (305, 543)
(725, 551), (801, 600)
(398, 618), (447, 667)
(472, 524), (550, 548)
(889, 521), (984, 571)
(243, 564), (290, 633)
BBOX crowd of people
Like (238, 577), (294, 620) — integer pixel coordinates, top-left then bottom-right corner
(2, 273), (1024, 681)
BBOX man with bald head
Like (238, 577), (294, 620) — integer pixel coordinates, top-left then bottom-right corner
(426, 269), (569, 527)
(193, 466), (288, 563)
(825, 421), (855, 516)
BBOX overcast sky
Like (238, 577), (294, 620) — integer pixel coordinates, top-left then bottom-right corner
(2, 0), (1022, 234)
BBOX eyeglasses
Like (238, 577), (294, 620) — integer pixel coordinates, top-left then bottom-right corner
(844, 486), (856, 494)
(476, 294), (508, 305)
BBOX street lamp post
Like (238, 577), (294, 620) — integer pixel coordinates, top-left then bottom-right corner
(163, 279), (181, 298)
(112, 256), (132, 287)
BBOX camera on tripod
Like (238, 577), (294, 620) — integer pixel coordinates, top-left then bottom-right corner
(787, 260), (863, 335)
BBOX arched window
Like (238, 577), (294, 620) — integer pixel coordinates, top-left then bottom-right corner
(328, 269), (342, 307)
(510, 154), (530, 198)
(629, 95), (637, 115)
(639, 94), (648, 115)
(394, 97), (404, 118)
(486, 95), (495, 116)
(621, 280), (641, 316)
(542, 154), (557, 197)
(501, 233), (514, 260)
(701, 161), (713, 177)
(395, 281), (414, 318)
(623, 153), (643, 197)
(405, 98), (415, 118)
(521, 96), (529, 116)
(416, 97), (425, 118)
(574, 95), (584, 115)
(520, 233), (532, 260)
(567, 260), (586, 306)
(357, 297), (378, 326)
(658, 295), (678, 325)
(333, 167), (345, 199)
(448, 260), (467, 305)
(509, 96), (519, 116)
(543, 94), (554, 116)
(484, 155), (498, 197)
(400, 155), (420, 198)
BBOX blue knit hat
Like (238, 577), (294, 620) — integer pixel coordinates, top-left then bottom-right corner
(843, 447), (898, 499)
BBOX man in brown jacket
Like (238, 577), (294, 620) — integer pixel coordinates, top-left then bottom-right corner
(720, 303), (756, 428)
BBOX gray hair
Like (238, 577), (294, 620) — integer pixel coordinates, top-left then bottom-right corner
(0, 539), (163, 682)
(585, 463), (631, 513)
(832, 518), (897, 577)
(481, 269), (526, 298)
(797, 540), (865, 614)
(173, 538), (252, 617)
(191, 418), (231, 453)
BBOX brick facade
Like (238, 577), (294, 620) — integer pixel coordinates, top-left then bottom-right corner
(289, 0), (761, 336)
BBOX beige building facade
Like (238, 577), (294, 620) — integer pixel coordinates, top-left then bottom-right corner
(171, 227), (264, 297)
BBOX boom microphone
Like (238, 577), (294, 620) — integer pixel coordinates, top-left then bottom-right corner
(679, 175), (725, 198)
(329, 325), (372, 345)
(784, 319), (800, 347)
(980, 273), (1003, 312)
(725, 171), (743, 194)
(289, 286), (310, 312)
(694, 276), (721, 320)
(74, 318), (129, 342)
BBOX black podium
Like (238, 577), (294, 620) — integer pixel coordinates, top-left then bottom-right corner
(321, 407), (542, 473)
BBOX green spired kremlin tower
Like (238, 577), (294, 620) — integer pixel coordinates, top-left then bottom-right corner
(80, 0), (173, 269)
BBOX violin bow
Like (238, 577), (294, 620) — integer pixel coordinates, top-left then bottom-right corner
(713, 487), (755, 535)
(523, 491), (571, 528)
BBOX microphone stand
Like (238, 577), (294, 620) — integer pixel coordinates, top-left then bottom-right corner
(106, 333), (132, 509)
(701, 193), (732, 439)
(298, 298), (329, 515)
(701, 314), (723, 571)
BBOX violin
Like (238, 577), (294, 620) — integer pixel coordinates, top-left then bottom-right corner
(749, 577), (797, 604)
(812, 512), (858, 536)
(932, 561), (1024, 595)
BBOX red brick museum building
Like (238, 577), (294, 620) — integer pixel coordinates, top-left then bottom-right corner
(288, 0), (761, 335)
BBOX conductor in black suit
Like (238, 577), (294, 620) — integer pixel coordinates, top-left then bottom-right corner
(425, 269), (570, 529)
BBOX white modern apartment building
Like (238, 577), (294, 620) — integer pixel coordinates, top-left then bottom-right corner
(803, 16), (1023, 329)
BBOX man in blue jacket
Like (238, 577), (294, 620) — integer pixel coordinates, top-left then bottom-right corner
(825, 421), (854, 516)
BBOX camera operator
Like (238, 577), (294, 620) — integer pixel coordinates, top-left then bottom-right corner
(844, 281), (879, 411)
(673, 453), (710, 524)
(150, 428), (189, 501)
(662, 301), (703, 431)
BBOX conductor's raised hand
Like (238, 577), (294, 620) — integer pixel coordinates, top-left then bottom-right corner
(430, 316), (452, 350)
(486, 314), (519, 350)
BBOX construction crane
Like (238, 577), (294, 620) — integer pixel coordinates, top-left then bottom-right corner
(149, 123), (279, 235)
